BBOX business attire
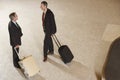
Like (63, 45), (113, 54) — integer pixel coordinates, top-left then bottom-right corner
(42, 9), (57, 59)
(8, 21), (23, 68)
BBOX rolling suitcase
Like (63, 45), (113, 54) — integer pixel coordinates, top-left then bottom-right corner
(52, 34), (74, 64)
(14, 48), (40, 78)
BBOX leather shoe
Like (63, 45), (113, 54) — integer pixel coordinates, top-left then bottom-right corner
(15, 65), (21, 69)
(43, 57), (47, 62)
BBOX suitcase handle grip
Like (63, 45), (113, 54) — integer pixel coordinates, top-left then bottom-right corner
(52, 34), (61, 48)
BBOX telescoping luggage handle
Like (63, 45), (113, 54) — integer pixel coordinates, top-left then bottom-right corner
(14, 47), (18, 54)
(52, 34), (62, 48)
(14, 47), (20, 59)
(14, 47), (25, 60)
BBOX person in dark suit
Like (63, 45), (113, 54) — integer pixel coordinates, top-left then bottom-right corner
(8, 12), (23, 68)
(40, 1), (57, 62)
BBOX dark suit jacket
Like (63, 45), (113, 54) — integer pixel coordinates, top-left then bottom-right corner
(43, 9), (57, 35)
(8, 21), (23, 47)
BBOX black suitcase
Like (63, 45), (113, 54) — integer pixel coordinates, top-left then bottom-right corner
(52, 34), (74, 64)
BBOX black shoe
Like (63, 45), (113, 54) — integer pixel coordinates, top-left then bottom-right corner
(48, 51), (54, 55)
(43, 57), (47, 62)
(15, 65), (21, 69)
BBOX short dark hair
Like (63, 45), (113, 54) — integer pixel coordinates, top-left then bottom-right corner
(41, 1), (48, 7)
(9, 12), (16, 20)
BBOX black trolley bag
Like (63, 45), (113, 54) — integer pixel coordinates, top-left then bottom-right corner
(52, 34), (74, 64)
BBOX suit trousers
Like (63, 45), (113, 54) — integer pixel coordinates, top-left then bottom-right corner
(12, 47), (21, 68)
(44, 34), (54, 57)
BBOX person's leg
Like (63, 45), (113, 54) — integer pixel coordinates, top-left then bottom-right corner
(43, 34), (49, 61)
(48, 36), (54, 54)
(12, 47), (21, 68)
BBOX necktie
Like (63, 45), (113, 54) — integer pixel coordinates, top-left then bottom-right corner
(15, 22), (19, 28)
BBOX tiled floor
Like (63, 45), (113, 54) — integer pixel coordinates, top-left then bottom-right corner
(0, 0), (120, 80)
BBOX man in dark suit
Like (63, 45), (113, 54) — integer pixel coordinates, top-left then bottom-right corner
(40, 1), (57, 62)
(8, 12), (23, 68)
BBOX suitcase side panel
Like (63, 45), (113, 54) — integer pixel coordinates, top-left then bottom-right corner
(19, 56), (40, 77)
(58, 45), (74, 63)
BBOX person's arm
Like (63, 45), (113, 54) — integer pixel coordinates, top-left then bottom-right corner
(50, 12), (57, 34)
(17, 23), (23, 37)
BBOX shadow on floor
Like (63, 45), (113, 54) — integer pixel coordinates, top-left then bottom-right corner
(30, 74), (46, 80)
(48, 54), (90, 80)
(15, 68), (26, 79)
(16, 68), (45, 80)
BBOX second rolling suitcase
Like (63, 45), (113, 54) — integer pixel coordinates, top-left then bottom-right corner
(14, 48), (40, 78)
(52, 34), (74, 64)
